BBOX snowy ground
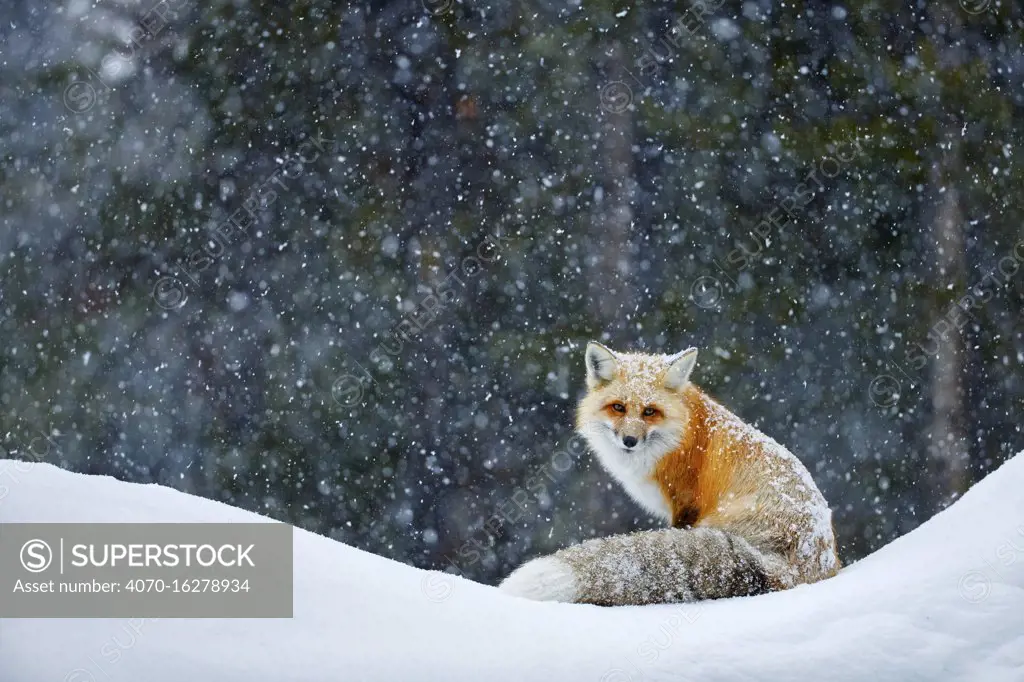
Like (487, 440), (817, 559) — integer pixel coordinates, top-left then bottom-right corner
(1, 455), (1022, 682)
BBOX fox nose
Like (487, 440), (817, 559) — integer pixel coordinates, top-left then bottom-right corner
(622, 436), (638, 448)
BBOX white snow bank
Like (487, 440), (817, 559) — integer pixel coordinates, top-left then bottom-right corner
(1, 454), (1022, 682)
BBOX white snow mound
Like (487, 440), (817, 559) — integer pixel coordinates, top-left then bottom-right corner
(1, 454), (1023, 682)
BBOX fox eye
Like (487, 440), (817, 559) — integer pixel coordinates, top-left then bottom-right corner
(611, 403), (626, 413)
(642, 406), (657, 417)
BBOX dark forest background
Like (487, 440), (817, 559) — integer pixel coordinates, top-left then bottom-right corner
(0, 0), (1022, 584)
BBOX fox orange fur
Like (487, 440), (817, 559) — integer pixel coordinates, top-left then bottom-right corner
(500, 342), (840, 606)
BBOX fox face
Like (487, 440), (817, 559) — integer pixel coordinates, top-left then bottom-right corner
(577, 342), (697, 452)
(596, 399), (664, 450)
(576, 342), (699, 519)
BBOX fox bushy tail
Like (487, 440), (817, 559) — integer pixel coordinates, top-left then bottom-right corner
(500, 527), (790, 606)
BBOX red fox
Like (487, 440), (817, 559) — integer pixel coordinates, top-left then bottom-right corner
(499, 342), (840, 605)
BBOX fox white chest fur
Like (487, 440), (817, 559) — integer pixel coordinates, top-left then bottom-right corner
(587, 426), (673, 521)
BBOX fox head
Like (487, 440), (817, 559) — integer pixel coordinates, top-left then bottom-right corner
(576, 342), (698, 461)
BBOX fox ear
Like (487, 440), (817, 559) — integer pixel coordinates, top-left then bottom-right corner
(663, 347), (698, 391)
(585, 342), (618, 387)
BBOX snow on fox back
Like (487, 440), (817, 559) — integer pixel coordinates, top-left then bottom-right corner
(700, 392), (839, 577)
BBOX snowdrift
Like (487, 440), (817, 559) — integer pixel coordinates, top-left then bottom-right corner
(1, 455), (1022, 682)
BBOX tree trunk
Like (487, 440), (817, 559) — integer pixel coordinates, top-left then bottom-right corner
(926, 138), (968, 508)
(588, 42), (636, 327)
